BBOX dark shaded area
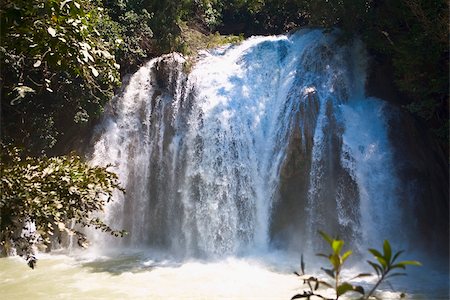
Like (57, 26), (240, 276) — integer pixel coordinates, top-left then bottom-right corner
(367, 54), (449, 258)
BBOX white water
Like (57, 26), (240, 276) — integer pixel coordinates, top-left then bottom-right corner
(10, 29), (442, 299)
(1, 251), (448, 299)
(90, 29), (405, 257)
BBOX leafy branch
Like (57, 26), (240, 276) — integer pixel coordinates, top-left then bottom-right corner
(365, 240), (421, 299)
(291, 231), (420, 300)
(0, 145), (126, 268)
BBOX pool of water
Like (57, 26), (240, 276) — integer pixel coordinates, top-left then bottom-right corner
(0, 251), (447, 299)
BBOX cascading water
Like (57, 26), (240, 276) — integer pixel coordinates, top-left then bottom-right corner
(90, 29), (408, 258)
(2, 29), (448, 300)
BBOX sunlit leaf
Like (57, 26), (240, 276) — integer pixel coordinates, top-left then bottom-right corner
(60, 0), (72, 9)
(89, 66), (99, 77)
(47, 26), (57, 37)
(11, 86), (35, 104)
(375, 256), (387, 270)
(330, 254), (340, 270)
(332, 239), (344, 254)
(342, 250), (352, 262)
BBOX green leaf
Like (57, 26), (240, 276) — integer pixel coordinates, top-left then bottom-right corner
(89, 66), (99, 77)
(332, 239), (344, 254)
(330, 254), (340, 270)
(342, 250), (352, 262)
(337, 282), (365, 297)
(316, 253), (329, 258)
(321, 267), (335, 278)
(395, 260), (422, 267)
(368, 248), (383, 259)
(291, 294), (309, 299)
(350, 273), (372, 280)
(392, 250), (405, 263)
(386, 272), (407, 279)
(375, 256), (388, 270)
(383, 240), (392, 262)
(318, 230), (333, 245)
(367, 260), (382, 276)
(48, 26), (57, 37)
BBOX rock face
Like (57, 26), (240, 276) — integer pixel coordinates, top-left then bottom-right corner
(367, 58), (449, 255)
(270, 92), (318, 250)
(387, 106), (449, 255)
(273, 56), (448, 255)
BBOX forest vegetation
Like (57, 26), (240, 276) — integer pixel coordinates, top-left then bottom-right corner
(1, 0), (448, 153)
(0, 0), (448, 262)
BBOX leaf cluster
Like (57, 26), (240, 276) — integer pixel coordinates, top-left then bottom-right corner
(0, 0), (122, 152)
(0, 0), (120, 102)
(0, 145), (126, 266)
(291, 231), (420, 300)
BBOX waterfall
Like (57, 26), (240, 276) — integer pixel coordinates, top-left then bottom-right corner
(89, 29), (407, 258)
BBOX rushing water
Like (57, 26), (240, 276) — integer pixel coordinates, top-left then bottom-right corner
(90, 29), (407, 255)
(2, 29), (448, 299)
(1, 251), (448, 299)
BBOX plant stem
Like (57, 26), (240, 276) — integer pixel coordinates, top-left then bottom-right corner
(366, 273), (385, 299)
(335, 268), (340, 300)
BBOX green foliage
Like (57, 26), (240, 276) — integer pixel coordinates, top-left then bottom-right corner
(291, 231), (420, 300)
(190, 0), (224, 28)
(180, 23), (243, 56)
(0, 0), (120, 102)
(366, 240), (421, 299)
(98, 0), (154, 74)
(0, 0), (121, 152)
(0, 146), (125, 268)
(138, 0), (191, 53)
(365, 0), (448, 129)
